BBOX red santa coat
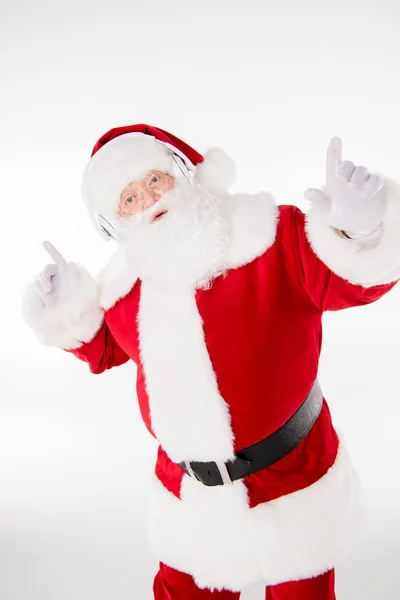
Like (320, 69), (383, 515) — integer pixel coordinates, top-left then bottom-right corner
(62, 193), (397, 591)
(24, 189), (399, 591)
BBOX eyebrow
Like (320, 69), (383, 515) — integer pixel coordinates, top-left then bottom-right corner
(120, 183), (138, 199)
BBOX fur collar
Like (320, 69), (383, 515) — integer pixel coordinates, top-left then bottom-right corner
(97, 191), (278, 311)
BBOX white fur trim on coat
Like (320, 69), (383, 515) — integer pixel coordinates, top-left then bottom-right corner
(305, 178), (400, 287)
(195, 148), (236, 191)
(22, 265), (104, 350)
(225, 191), (278, 270)
(148, 438), (362, 591)
(138, 282), (235, 463)
(97, 250), (138, 311)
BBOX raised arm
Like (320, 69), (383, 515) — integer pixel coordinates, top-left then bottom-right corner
(304, 137), (400, 289)
(280, 138), (400, 311)
(22, 241), (129, 372)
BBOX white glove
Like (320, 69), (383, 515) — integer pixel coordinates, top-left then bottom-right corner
(35, 241), (79, 307)
(305, 137), (385, 237)
(23, 242), (103, 349)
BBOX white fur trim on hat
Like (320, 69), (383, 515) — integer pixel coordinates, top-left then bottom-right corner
(81, 133), (174, 219)
(195, 148), (236, 191)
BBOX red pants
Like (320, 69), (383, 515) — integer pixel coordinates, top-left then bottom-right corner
(154, 563), (336, 599)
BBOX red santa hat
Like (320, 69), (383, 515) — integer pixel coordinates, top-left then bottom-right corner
(81, 123), (236, 218)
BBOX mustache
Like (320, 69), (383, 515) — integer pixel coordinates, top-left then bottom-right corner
(114, 183), (230, 290)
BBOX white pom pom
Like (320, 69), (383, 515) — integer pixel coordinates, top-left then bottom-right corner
(195, 147), (236, 191)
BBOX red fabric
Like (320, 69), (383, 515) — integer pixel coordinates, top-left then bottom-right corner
(237, 401), (338, 507)
(265, 570), (335, 600)
(67, 294), (157, 439)
(90, 123), (204, 166)
(154, 563), (241, 599)
(153, 563), (335, 599)
(67, 320), (130, 374)
(154, 400), (338, 508)
(68, 204), (397, 507)
(155, 446), (185, 498)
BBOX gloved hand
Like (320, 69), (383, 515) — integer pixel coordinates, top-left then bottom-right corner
(305, 137), (385, 236)
(35, 241), (80, 307)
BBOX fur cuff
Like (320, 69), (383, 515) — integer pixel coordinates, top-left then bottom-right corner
(22, 265), (104, 350)
(305, 178), (400, 287)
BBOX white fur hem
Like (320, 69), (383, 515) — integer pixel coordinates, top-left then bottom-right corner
(22, 265), (104, 350)
(147, 438), (363, 591)
(305, 178), (400, 287)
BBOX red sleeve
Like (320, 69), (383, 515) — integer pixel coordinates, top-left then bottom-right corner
(66, 320), (130, 374)
(281, 205), (398, 312)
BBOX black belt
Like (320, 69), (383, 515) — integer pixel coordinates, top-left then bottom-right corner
(179, 380), (323, 486)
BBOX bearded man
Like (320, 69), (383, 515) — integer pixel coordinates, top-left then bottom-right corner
(22, 124), (400, 599)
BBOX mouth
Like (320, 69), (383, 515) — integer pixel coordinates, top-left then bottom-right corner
(152, 209), (168, 223)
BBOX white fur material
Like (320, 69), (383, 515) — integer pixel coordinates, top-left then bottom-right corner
(22, 265), (104, 350)
(97, 250), (138, 311)
(195, 148), (236, 191)
(148, 439), (363, 591)
(305, 178), (400, 286)
(81, 134), (173, 220)
(97, 191), (278, 310)
(138, 282), (236, 463)
(225, 192), (278, 270)
(96, 191), (278, 464)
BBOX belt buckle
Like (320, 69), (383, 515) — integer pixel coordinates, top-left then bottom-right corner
(184, 460), (233, 486)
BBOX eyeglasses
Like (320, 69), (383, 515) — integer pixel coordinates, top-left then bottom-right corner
(118, 170), (175, 216)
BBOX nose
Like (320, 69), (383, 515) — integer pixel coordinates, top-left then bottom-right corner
(139, 188), (160, 208)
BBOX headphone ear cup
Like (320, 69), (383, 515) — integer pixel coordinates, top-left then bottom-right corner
(89, 211), (123, 242)
(171, 153), (194, 182)
(98, 214), (124, 242)
(88, 210), (112, 240)
(99, 224), (114, 240)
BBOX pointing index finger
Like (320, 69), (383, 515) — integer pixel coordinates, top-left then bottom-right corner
(43, 241), (68, 268)
(326, 136), (342, 180)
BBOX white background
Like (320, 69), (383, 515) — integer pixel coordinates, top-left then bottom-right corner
(2, 0), (400, 598)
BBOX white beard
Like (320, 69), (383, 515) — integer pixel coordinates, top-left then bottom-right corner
(116, 180), (231, 290)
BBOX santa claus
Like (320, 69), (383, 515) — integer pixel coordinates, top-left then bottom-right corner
(22, 124), (400, 599)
